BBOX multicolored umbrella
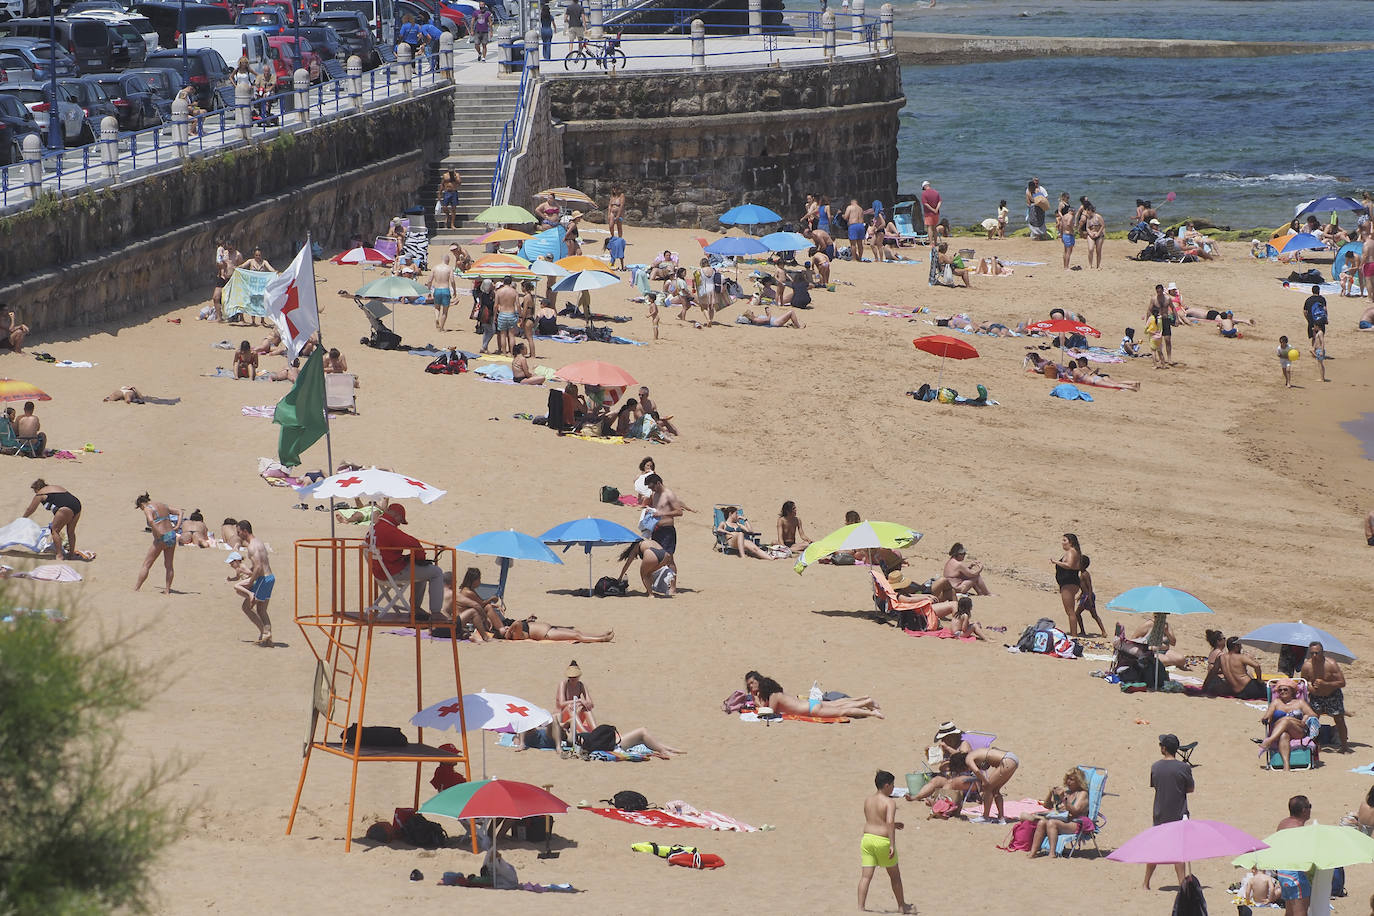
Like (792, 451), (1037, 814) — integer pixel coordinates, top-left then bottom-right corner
(419, 778), (568, 823)
(912, 334), (979, 388)
(529, 258), (572, 278)
(470, 228), (533, 245)
(1108, 819), (1267, 867)
(552, 270), (621, 293)
(794, 521), (921, 574)
(535, 186), (595, 207)
(355, 276), (429, 300)
(0, 379), (50, 403)
(1026, 318), (1101, 366)
(331, 246), (392, 265)
(412, 691), (553, 778)
(472, 253), (532, 270)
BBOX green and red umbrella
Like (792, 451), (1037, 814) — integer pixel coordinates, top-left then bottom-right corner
(419, 778), (569, 822)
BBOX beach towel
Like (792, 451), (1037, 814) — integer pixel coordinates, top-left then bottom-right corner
(582, 808), (702, 828)
(1351, 763), (1374, 776)
(969, 798), (1049, 822)
(222, 267), (272, 320)
(589, 747), (651, 762)
(1064, 347), (1125, 364)
(1049, 383), (1093, 402)
(852, 308), (916, 318)
(780, 713), (851, 724)
(51, 360), (96, 368)
(15, 564), (82, 582)
(0, 518), (53, 554)
(242, 405), (276, 418)
(661, 802), (756, 832)
(387, 627), (463, 642)
(905, 628), (977, 642)
(566, 433), (629, 445)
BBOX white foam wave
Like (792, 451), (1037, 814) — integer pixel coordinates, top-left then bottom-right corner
(1184, 171), (1341, 185)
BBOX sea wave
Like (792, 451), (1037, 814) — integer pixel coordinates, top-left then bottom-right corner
(1182, 171), (1344, 185)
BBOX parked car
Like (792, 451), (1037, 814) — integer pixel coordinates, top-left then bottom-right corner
(234, 6), (288, 36)
(0, 0), (23, 23)
(57, 74), (118, 127)
(311, 9), (373, 67)
(0, 49), (29, 81)
(1, 17), (132, 73)
(184, 25), (273, 75)
(0, 80), (91, 144)
(294, 24), (340, 60)
(141, 46), (230, 108)
(0, 92), (41, 163)
(0, 38), (78, 78)
(65, 0), (125, 13)
(266, 34), (319, 82)
(126, 64), (179, 116)
(70, 10), (161, 57)
(257, 0), (309, 28)
(319, 0), (392, 44)
(396, 0), (462, 36)
(132, 1), (232, 50)
(87, 71), (162, 129)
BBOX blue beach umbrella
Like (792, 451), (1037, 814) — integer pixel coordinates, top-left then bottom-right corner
(1279, 233), (1326, 256)
(519, 227), (568, 262)
(539, 517), (642, 595)
(704, 236), (770, 257)
(1332, 241), (1362, 280)
(760, 231), (812, 252)
(552, 270), (621, 293)
(1240, 621), (1356, 663)
(720, 204), (782, 227)
(1105, 585), (1214, 616)
(455, 529), (563, 599)
(1294, 196), (1364, 217)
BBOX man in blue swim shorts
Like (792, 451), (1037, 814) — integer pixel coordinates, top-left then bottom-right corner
(1057, 205), (1076, 270)
(232, 519), (276, 647)
(844, 198), (867, 263)
(858, 770), (913, 913)
(427, 254), (456, 332)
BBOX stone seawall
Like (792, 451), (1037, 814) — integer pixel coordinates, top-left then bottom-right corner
(895, 31), (1374, 65)
(0, 87), (453, 333)
(543, 55), (903, 228)
(501, 81), (566, 213)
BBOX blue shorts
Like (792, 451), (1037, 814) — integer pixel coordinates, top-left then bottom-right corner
(433, 288), (451, 306)
(442, 191), (458, 207)
(1062, 233), (1075, 247)
(250, 574), (275, 601)
(497, 312), (519, 331)
(1314, 347), (1326, 360)
(1220, 328), (1237, 338)
(1276, 871), (1310, 901)
(847, 223), (864, 242)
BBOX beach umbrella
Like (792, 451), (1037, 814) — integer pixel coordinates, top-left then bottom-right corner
(474, 204), (537, 225)
(1107, 819), (1268, 867)
(535, 186), (595, 206)
(794, 521), (922, 574)
(1026, 318), (1101, 366)
(1105, 585), (1214, 616)
(461, 266), (538, 282)
(419, 780), (569, 854)
(555, 360), (636, 388)
(1279, 233), (1326, 256)
(555, 255), (616, 275)
(720, 203), (782, 227)
(529, 259), (572, 278)
(1233, 824), (1374, 915)
(912, 334), (979, 389)
(0, 379), (50, 402)
(472, 253), (532, 270)
(704, 236), (770, 257)
(355, 276), (429, 300)
(412, 690), (554, 777)
(552, 270), (621, 293)
(469, 228), (533, 245)
(540, 517), (642, 595)
(1240, 621), (1356, 663)
(331, 246), (392, 265)
(300, 467), (446, 505)
(455, 529), (563, 598)
(520, 227), (568, 262)
(1295, 196), (1364, 217)
(1332, 241), (1362, 280)
(760, 231), (812, 252)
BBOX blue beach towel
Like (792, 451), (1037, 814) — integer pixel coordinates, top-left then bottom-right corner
(1050, 383), (1093, 402)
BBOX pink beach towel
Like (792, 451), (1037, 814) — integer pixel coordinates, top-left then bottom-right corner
(905, 628), (977, 642)
(581, 808), (702, 828)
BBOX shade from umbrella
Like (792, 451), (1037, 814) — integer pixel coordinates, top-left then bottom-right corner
(552, 270), (621, 293)
(704, 236), (770, 257)
(1233, 824), (1374, 871)
(1105, 585), (1213, 616)
(1279, 232), (1326, 255)
(794, 521), (922, 574)
(720, 203), (782, 225)
(535, 186), (595, 206)
(760, 231), (812, 252)
(555, 255), (617, 274)
(331, 246), (392, 265)
(299, 467), (446, 504)
(1240, 622), (1356, 663)
(355, 276), (430, 299)
(1295, 196), (1365, 217)
(474, 204), (537, 225)
(555, 360), (636, 388)
(519, 227), (568, 262)
(540, 517), (642, 594)
(456, 529), (563, 596)
(529, 259), (572, 278)
(1108, 819), (1268, 865)
(912, 335), (979, 388)
(420, 778), (569, 822)
(470, 228), (533, 245)
(0, 379), (51, 403)
(412, 691), (553, 733)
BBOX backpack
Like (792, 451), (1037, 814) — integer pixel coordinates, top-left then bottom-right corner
(1309, 299), (1328, 324)
(600, 485), (620, 503)
(897, 607), (927, 632)
(609, 790), (648, 811)
(593, 576), (626, 597)
(1000, 819), (1037, 852)
(578, 724), (619, 753)
(399, 813), (448, 849)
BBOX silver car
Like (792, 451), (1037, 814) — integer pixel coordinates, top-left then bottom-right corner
(0, 81), (91, 145)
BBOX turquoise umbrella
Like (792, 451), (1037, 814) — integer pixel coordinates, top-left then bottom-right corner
(1105, 585), (1213, 616)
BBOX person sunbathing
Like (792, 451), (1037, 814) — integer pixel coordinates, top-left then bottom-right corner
(1023, 352), (1067, 379)
(233, 340), (258, 379)
(912, 752), (979, 818)
(1125, 616), (1189, 669)
(0, 304), (29, 352)
(744, 670), (884, 719)
(555, 660), (597, 732)
(942, 543), (991, 595)
(103, 386), (145, 404)
(777, 500), (812, 551)
(268, 358), (300, 383)
(220, 517), (242, 549)
(616, 538), (676, 596)
(715, 506), (775, 560)
(937, 242), (972, 287)
(1238, 868), (1282, 906)
(177, 509), (211, 548)
(1259, 679), (1318, 770)
(1071, 357), (1140, 390)
(499, 616), (614, 643)
(934, 313), (1012, 336)
(943, 605), (989, 640)
(741, 306), (805, 328)
(511, 343), (544, 385)
(450, 567), (507, 641)
(254, 330), (285, 356)
(1023, 769), (1091, 859)
(574, 724), (684, 760)
(967, 746), (1020, 820)
(1212, 636), (1266, 699)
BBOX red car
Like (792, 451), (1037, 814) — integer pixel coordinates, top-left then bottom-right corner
(258, 0), (307, 26)
(267, 35), (322, 82)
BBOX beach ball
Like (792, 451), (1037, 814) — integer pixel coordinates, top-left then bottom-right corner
(1288, 348), (1300, 361)
(1166, 191), (1177, 202)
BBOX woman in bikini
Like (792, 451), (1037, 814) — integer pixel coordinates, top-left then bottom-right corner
(233, 340), (258, 379)
(1260, 679), (1318, 770)
(744, 671), (884, 719)
(776, 501), (811, 551)
(616, 538), (675, 596)
(966, 746), (1021, 821)
(1051, 533), (1083, 637)
(451, 567), (507, 640)
(1070, 357), (1141, 391)
(1024, 769), (1091, 858)
(134, 492), (183, 593)
(715, 506), (775, 560)
(518, 281), (538, 358)
(740, 307), (805, 328)
(913, 752), (980, 818)
(555, 660), (597, 732)
(500, 617), (614, 643)
(177, 509), (211, 548)
(22, 479), (92, 561)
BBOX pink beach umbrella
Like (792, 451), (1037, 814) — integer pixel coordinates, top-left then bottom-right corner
(1106, 819), (1268, 869)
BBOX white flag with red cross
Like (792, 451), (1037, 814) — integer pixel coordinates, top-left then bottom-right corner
(262, 244), (320, 360)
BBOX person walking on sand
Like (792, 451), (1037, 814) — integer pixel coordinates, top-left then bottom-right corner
(134, 492), (183, 594)
(643, 473), (688, 557)
(231, 519), (275, 646)
(1144, 734), (1193, 891)
(920, 180), (941, 236)
(1277, 335), (1294, 388)
(844, 199), (866, 263)
(1301, 641), (1350, 753)
(858, 770), (915, 914)
(426, 255), (456, 331)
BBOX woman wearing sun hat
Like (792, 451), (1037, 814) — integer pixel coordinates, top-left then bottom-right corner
(556, 660), (597, 736)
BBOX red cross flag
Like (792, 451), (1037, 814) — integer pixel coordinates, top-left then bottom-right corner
(263, 243), (320, 360)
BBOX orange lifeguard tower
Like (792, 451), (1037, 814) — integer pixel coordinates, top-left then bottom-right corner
(284, 536), (471, 851)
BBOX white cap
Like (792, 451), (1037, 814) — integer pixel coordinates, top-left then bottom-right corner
(225, 551), (243, 564)
(1165, 281), (1177, 291)
(921, 180), (931, 189)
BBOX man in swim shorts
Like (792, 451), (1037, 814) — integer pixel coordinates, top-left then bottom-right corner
(235, 519), (275, 647)
(1057, 205), (1076, 269)
(844, 198), (866, 263)
(427, 254), (456, 332)
(858, 770), (913, 914)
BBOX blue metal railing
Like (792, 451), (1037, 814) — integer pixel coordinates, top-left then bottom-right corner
(490, 54), (533, 206)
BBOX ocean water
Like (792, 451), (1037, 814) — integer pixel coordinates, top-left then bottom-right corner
(796, 0), (1374, 230)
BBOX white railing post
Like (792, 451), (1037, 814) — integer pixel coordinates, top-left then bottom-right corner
(691, 18), (705, 71)
(22, 134), (40, 195)
(235, 80), (252, 140)
(293, 68), (309, 124)
(397, 42), (414, 95)
(347, 55), (363, 110)
(822, 9), (835, 59)
(748, 0), (761, 35)
(851, 0), (865, 41)
(171, 97), (188, 157)
(880, 2), (893, 51)
(524, 28), (540, 76)
(588, 0), (602, 39)
(99, 116), (119, 180)
(439, 30), (453, 80)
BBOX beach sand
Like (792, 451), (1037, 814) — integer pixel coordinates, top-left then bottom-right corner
(6, 229), (1372, 914)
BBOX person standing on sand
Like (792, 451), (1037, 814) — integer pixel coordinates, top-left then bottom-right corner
(1301, 641), (1350, 753)
(215, 239), (241, 321)
(858, 770), (915, 914)
(844, 199), (866, 262)
(234, 519), (275, 647)
(1085, 203), (1104, 269)
(920, 180), (941, 236)
(1143, 735), (1193, 891)
(1057, 203), (1076, 269)
(607, 186), (626, 238)
(1050, 533), (1083, 637)
(643, 473), (687, 557)
(134, 492), (183, 594)
(1277, 335), (1294, 388)
(426, 255), (456, 332)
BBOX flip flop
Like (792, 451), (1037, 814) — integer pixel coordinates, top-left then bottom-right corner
(68, 550), (96, 561)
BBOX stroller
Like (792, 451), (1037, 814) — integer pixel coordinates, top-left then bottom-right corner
(343, 292), (404, 350)
(1127, 221), (1170, 261)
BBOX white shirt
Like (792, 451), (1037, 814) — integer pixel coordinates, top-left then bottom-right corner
(634, 473), (653, 498)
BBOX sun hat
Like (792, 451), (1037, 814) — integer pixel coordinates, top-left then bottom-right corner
(384, 504), (408, 524)
(570, 210), (584, 220)
(887, 569), (910, 590)
(933, 721), (961, 742)
(566, 661), (581, 678)
(1165, 281), (1177, 291)
(225, 551), (243, 564)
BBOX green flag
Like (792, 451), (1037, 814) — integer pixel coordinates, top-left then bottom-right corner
(273, 348), (327, 467)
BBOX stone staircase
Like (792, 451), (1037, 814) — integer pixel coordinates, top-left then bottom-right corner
(426, 82), (521, 241)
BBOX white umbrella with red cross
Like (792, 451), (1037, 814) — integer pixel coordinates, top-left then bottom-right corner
(300, 467), (447, 505)
(413, 690), (553, 778)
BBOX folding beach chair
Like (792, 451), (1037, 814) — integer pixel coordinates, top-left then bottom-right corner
(1040, 765), (1108, 858)
(1260, 678), (1319, 770)
(712, 503), (762, 554)
(363, 522), (412, 619)
(870, 569), (938, 631)
(891, 201), (929, 246)
(325, 373), (357, 414)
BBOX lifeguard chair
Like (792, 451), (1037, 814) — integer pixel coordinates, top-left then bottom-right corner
(284, 536), (471, 851)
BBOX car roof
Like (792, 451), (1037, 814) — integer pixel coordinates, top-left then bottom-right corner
(1, 81), (55, 90)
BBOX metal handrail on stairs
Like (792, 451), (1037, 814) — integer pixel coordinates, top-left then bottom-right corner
(490, 58), (535, 206)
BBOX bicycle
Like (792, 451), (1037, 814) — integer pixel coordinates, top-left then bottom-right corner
(563, 33), (627, 71)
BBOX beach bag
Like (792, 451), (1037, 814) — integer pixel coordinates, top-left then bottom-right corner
(930, 798), (959, 818)
(579, 724), (619, 753)
(721, 689), (754, 714)
(341, 724), (408, 748)
(667, 851), (725, 869)
(651, 566), (675, 596)
(515, 815), (552, 842)
(593, 576), (626, 597)
(1001, 820), (1037, 852)
(638, 508), (658, 535)
(898, 607), (927, 632)
(400, 813), (448, 849)
(600, 485), (620, 503)
(609, 790), (649, 811)
(831, 552), (856, 566)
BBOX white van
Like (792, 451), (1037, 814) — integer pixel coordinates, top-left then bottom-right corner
(319, 0), (394, 48)
(184, 26), (274, 76)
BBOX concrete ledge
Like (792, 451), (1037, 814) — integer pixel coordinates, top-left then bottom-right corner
(895, 31), (1374, 64)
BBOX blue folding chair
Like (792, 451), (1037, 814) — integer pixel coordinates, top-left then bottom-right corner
(1040, 765), (1108, 858)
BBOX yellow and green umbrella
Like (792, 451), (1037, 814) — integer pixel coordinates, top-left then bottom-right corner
(793, 521), (921, 574)
(474, 204), (537, 225)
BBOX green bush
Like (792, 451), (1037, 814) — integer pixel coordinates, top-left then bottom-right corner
(0, 597), (184, 915)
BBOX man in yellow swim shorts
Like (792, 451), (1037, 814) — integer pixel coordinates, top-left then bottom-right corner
(858, 770), (915, 913)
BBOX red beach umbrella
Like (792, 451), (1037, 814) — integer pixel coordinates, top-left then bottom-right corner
(912, 334), (979, 388)
(1026, 319), (1101, 366)
(331, 246), (393, 265)
(555, 360), (637, 388)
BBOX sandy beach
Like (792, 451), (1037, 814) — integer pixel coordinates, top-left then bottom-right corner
(5, 226), (1372, 914)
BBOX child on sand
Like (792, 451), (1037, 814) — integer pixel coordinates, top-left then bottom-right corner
(646, 292), (660, 340)
(1340, 251), (1360, 297)
(1074, 556), (1106, 637)
(1277, 335), (1293, 388)
(1311, 324), (1329, 383)
(858, 771), (915, 914)
(1120, 327), (1140, 357)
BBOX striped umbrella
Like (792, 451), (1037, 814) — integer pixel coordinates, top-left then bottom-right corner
(0, 379), (50, 402)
